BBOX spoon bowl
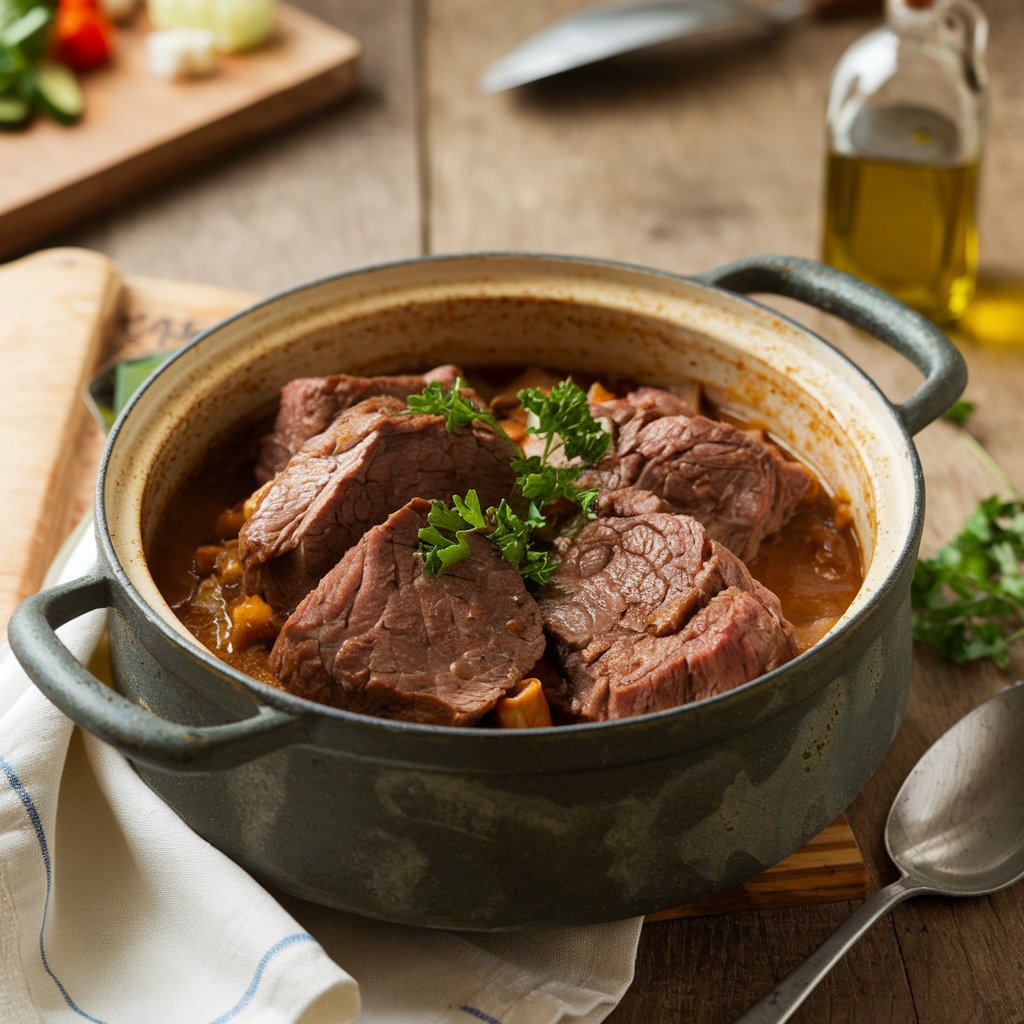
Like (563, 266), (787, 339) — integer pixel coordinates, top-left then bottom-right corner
(737, 681), (1024, 1023)
(887, 681), (1024, 895)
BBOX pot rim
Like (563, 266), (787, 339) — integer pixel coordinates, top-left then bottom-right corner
(95, 250), (926, 744)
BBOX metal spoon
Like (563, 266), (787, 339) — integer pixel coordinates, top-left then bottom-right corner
(736, 681), (1024, 1023)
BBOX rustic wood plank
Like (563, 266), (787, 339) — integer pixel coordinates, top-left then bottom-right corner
(647, 816), (868, 921)
(0, 5), (360, 263)
(60, 0), (422, 295)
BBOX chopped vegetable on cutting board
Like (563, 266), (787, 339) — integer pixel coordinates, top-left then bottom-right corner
(147, 0), (275, 53)
(0, 0), (111, 128)
(146, 25), (214, 78)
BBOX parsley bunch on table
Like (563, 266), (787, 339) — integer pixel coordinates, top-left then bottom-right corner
(405, 376), (610, 586)
(911, 401), (1024, 668)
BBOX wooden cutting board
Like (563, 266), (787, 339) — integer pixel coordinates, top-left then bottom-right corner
(0, 247), (869, 919)
(0, 5), (359, 261)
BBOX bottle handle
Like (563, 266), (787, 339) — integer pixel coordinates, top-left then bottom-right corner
(942, 0), (988, 93)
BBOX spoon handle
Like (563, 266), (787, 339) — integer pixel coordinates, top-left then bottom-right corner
(733, 875), (922, 1023)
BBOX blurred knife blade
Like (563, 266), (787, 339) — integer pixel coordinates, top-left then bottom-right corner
(480, 0), (876, 93)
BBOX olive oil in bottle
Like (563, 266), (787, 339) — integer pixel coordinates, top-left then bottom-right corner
(824, 151), (979, 323)
(822, 0), (988, 324)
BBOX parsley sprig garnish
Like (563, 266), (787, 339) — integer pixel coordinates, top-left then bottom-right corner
(911, 400), (1024, 668)
(405, 377), (510, 440)
(418, 490), (559, 586)
(406, 376), (611, 586)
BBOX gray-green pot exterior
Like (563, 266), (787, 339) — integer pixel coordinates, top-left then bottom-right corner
(9, 253), (963, 930)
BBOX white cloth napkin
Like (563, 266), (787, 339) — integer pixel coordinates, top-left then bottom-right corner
(0, 524), (642, 1024)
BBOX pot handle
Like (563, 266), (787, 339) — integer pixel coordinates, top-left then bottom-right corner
(8, 573), (308, 773)
(694, 255), (967, 435)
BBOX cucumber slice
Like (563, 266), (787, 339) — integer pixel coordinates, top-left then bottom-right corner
(0, 92), (30, 128)
(32, 59), (83, 124)
(2, 5), (52, 56)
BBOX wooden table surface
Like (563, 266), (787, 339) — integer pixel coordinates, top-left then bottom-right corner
(30, 1), (1024, 1020)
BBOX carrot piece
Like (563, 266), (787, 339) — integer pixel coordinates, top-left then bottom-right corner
(230, 594), (279, 651)
(215, 504), (246, 539)
(193, 544), (222, 576)
(587, 381), (615, 404)
(493, 679), (552, 729)
(214, 543), (243, 584)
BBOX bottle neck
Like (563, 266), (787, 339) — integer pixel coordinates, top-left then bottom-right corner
(887, 0), (942, 29)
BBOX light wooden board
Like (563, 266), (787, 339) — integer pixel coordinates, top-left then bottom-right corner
(0, 4), (360, 261)
(0, 246), (869, 920)
(0, 249), (121, 629)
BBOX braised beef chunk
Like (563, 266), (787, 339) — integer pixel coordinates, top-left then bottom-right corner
(256, 365), (462, 482)
(270, 498), (546, 725)
(592, 385), (698, 429)
(537, 513), (797, 721)
(239, 395), (516, 614)
(580, 404), (815, 563)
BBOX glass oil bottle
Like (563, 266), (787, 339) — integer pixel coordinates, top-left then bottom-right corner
(822, 0), (988, 323)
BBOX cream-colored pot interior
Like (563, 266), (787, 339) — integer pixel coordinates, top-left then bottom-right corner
(103, 256), (916, 654)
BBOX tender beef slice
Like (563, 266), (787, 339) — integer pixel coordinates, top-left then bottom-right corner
(593, 385), (699, 429)
(270, 498), (545, 725)
(240, 395), (516, 614)
(537, 513), (797, 722)
(580, 413), (815, 563)
(256, 365), (462, 482)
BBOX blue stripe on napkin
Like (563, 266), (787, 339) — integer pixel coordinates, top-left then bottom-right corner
(2, 752), (317, 1023)
(459, 1006), (504, 1024)
(0, 753), (107, 1024)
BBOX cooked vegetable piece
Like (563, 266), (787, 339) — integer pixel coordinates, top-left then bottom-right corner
(215, 503), (245, 539)
(230, 594), (278, 651)
(193, 543), (221, 576)
(214, 544), (243, 584)
(493, 679), (552, 729)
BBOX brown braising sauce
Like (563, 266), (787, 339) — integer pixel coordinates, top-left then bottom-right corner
(149, 368), (863, 696)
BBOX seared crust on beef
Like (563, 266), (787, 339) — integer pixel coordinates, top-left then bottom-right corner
(537, 513), (797, 721)
(239, 395), (515, 615)
(270, 499), (546, 726)
(256, 365), (462, 482)
(581, 402), (815, 562)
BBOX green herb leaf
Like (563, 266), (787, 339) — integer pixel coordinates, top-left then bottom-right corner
(409, 375), (612, 586)
(490, 499), (560, 586)
(417, 492), (559, 588)
(519, 378), (611, 465)
(405, 376), (512, 443)
(942, 399), (976, 427)
(418, 489), (488, 577)
(912, 496), (1024, 668)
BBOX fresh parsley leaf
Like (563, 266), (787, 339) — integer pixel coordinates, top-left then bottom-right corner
(418, 490), (488, 577)
(519, 379), (611, 465)
(410, 375), (612, 586)
(405, 376), (512, 443)
(942, 399), (976, 427)
(418, 493), (559, 587)
(490, 500), (559, 586)
(912, 496), (1024, 668)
